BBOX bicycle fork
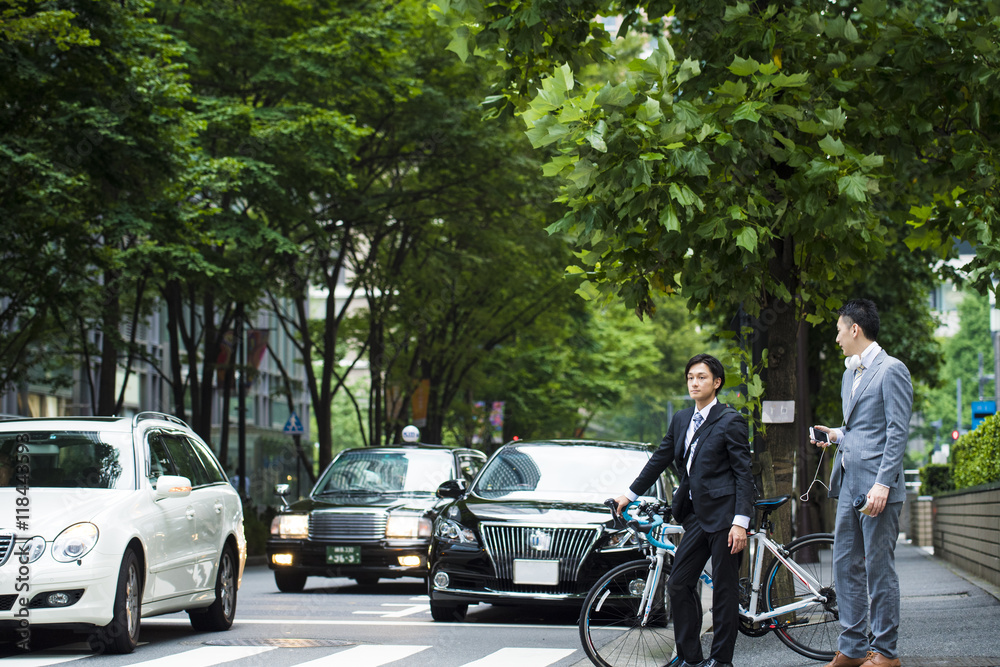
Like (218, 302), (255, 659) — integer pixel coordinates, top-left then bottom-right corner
(639, 549), (667, 626)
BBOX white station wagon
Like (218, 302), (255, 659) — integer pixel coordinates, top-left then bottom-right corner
(0, 413), (246, 653)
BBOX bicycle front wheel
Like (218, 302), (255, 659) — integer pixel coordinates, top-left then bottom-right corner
(763, 532), (838, 662)
(579, 559), (676, 667)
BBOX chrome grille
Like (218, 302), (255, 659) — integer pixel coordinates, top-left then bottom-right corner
(309, 511), (386, 540)
(0, 533), (13, 567)
(480, 523), (601, 583)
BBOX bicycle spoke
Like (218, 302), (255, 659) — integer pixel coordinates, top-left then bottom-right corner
(764, 533), (838, 662)
(580, 560), (677, 667)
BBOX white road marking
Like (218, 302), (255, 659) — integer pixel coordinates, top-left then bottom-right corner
(459, 647), (576, 667)
(293, 644), (430, 667)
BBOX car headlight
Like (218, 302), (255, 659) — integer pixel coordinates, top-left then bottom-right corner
(385, 514), (432, 539)
(20, 536), (46, 563)
(434, 517), (478, 545)
(52, 523), (99, 562)
(598, 529), (640, 551)
(270, 514), (309, 539)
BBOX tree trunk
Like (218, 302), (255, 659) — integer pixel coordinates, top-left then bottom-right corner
(755, 236), (799, 544)
(97, 270), (121, 416)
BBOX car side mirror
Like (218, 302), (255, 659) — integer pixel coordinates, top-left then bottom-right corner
(155, 475), (192, 499)
(436, 479), (468, 499)
(274, 483), (291, 507)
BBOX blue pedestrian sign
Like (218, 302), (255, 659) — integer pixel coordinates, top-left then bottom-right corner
(972, 401), (996, 430)
(283, 412), (305, 435)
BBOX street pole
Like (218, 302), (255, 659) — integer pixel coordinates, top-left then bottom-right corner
(237, 304), (247, 505)
(956, 376), (962, 432)
(994, 331), (999, 410)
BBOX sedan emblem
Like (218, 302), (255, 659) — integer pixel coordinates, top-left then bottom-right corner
(528, 530), (551, 552)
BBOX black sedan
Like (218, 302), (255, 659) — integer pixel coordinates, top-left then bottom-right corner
(267, 443), (486, 591)
(427, 439), (671, 621)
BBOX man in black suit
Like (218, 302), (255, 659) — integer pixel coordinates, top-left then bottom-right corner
(615, 353), (754, 667)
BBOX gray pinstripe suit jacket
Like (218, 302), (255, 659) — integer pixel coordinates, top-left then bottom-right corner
(828, 349), (913, 502)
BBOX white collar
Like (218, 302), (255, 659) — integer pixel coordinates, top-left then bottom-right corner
(860, 341), (881, 368)
(694, 398), (718, 421)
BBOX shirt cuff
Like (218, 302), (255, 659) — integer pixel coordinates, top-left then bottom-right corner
(874, 482), (890, 490)
(830, 428), (845, 444)
(624, 489), (639, 502)
(733, 514), (750, 529)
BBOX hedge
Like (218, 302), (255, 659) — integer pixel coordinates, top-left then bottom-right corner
(919, 463), (954, 496)
(950, 412), (1000, 490)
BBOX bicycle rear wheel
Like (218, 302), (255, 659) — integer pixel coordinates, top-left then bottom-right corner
(763, 532), (838, 662)
(579, 559), (676, 667)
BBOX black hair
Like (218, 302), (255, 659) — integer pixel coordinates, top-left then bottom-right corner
(837, 299), (880, 341)
(685, 353), (725, 397)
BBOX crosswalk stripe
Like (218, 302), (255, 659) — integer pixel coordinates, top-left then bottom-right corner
(294, 644), (431, 667)
(0, 654), (92, 666)
(459, 647), (576, 667)
(126, 646), (277, 666)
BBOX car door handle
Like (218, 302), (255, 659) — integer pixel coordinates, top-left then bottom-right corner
(186, 508), (196, 520)
(214, 502), (224, 514)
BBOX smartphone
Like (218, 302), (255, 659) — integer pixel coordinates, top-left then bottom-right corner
(809, 427), (829, 443)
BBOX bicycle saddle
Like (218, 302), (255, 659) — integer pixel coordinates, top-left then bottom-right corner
(754, 495), (792, 511)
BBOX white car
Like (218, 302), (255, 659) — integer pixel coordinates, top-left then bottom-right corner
(0, 413), (246, 653)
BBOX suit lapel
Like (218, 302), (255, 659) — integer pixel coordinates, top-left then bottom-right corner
(844, 350), (885, 422)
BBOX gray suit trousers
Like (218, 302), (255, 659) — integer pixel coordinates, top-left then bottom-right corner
(833, 492), (902, 659)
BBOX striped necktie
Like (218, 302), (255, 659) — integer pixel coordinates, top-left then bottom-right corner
(851, 364), (866, 398)
(685, 412), (704, 463)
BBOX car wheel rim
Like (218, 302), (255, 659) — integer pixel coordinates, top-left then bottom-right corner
(126, 562), (140, 638)
(220, 553), (234, 618)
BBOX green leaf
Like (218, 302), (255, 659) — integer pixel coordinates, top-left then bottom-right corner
(728, 55), (760, 77)
(736, 226), (758, 252)
(714, 80), (748, 98)
(445, 26), (470, 62)
(731, 101), (762, 123)
(542, 154), (576, 177)
(659, 203), (680, 232)
(818, 134), (845, 156)
(837, 173), (868, 202)
(723, 2), (751, 21)
(575, 280), (601, 301)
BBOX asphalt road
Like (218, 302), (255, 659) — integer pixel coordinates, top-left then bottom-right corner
(5, 541), (1000, 667)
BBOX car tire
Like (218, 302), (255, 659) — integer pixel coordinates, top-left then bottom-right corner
(89, 549), (141, 654)
(429, 600), (468, 622)
(353, 576), (379, 586)
(274, 569), (307, 593)
(189, 544), (238, 631)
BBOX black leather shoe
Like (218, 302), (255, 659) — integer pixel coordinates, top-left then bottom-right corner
(664, 658), (702, 667)
(695, 660), (733, 667)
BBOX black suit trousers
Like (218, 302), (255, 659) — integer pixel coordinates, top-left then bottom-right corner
(667, 519), (741, 664)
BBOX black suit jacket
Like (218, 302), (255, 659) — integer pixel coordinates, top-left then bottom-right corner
(630, 403), (754, 534)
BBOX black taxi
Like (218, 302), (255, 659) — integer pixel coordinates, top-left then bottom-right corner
(267, 439), (486, 591)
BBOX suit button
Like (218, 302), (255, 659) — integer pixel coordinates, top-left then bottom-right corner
(845, 427), (851, 432)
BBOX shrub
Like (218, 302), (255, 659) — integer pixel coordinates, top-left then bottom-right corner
(919, 463), (953, 496)
(950, 412), (1000, 490)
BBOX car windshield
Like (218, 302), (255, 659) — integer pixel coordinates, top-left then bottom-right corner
(0, 430), (133, 489)
(314, 450), (455, 495)
(473, 443), (656, 501)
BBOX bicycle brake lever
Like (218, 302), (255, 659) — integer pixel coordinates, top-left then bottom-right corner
(604, 498), (627, 529)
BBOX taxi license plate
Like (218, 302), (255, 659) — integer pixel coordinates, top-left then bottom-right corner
(326, 545), (361, 565)
(513, 559), (559, 586)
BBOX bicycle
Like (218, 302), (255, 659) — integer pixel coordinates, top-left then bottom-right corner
(579, 495), (838, 667)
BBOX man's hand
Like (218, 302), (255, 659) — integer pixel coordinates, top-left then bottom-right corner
(865, 484), (890, 517)
(811, 424), (833, 448)
(728, 525), (747, 554)
(612, 495), (631, 516)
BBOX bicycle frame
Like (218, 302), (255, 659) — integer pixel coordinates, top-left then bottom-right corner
(625, 503), (828, 627)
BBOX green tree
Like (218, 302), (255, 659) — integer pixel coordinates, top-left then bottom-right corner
(436, 0), (1000, 537)
(2, 0), (202, 417)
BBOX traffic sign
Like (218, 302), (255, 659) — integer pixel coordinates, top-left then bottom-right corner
(972, 400), (997, 430)
(283, 412), (304, 435)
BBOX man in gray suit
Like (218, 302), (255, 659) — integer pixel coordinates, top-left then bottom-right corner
(813, 299), (912, 667)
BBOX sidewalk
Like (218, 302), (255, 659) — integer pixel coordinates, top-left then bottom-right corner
(729, 538), (1000, 666)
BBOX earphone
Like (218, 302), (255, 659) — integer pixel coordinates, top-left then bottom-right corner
(845, 355), (862, 371)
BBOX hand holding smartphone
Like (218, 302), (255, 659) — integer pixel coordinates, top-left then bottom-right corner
(809, 427), (829, 444)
